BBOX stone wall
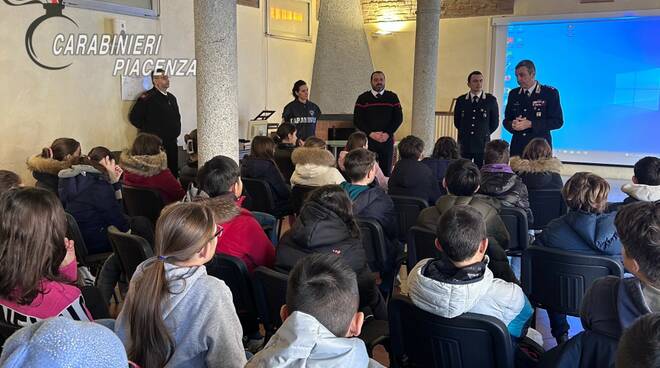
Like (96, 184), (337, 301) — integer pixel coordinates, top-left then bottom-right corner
(360, 0), (513, 21)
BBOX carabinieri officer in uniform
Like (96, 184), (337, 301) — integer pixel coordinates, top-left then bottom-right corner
(453, 70), (499, 167)
(504, 60), (564, 157)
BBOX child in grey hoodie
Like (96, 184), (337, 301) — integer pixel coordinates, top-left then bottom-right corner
(246, 254), (384, 368)
(115, 202), (246, 368)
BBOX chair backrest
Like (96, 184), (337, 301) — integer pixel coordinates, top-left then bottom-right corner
(242, 177), (276, 214)
(499, 206), (528, 254)
(79, 285), (111, 320)
(65, 212), (89, 263)
(528, 189), (567, 230)
(390, 195), (429, 243)
(389, 294), (514, 368)
(252, 267), (289, 336)
(522, 246), (624, 316)
(121, 185), (164, 226)
(0, 320), (20, 350)
(289, 184), (317, 215)
(205, 254), (258, 328)
(107, 226), (154, 281)
(357, 218), (389, 274)
(407, 226), (440, 269)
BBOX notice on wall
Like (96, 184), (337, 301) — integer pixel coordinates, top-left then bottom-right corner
(121, 75), (151, 100)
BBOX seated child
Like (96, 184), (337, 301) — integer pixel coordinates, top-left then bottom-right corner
(416, 159), (515, 283)
(388, 135), (442, 205)
(115, 202), (246, 368)
(0, 187), (91, 327)
(120, 133), (185, 204)
(247, 253), (384, 368)
(539, 201), (660, 368)
(478, 139), (533, 225)
(339, 131), (388, 188)
(340, 148), (401, 287)
(290, 137), (345, 187)
(620, 156), (660, 205)
(408, 205), (539, 345)
(421, 136), (460, 195)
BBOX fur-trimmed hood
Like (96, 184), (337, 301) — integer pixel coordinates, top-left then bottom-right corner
(119, 150), (167, 177)
(291, 147), (336, 167)
(621, 183), (660, 202)
(510, 156), (562, 174)
(183, 185), (241, 223)
(26, 154), (74, 175)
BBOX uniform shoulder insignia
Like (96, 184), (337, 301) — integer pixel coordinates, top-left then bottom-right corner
(139, 92), (150, 100)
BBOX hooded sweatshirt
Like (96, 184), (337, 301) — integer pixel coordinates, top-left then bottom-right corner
(0, 318), (129, 368)
(536, 210), (622, 262)
(290, 147), (345, 187)
(58, 164), (129, 254)
(407, 257), (539, 343)
(246, 311), (384, 368)
(0, 261), (92, 328)
(119, 150), (185, 204)
(26, 154), (75, 194)
(115, 260), (247, 368)
(416, 194), (517, 284)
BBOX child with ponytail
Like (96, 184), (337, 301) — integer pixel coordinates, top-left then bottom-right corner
(26, 138), (81, 194)
(115, 202), (246, 368)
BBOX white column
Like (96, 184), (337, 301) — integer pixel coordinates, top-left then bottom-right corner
(194, 0), (239, 164)
(411, 0), (441, 153)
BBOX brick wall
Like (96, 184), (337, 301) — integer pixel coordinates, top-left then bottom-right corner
(360, 0), (514, 22)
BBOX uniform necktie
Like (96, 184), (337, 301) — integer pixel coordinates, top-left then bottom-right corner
(472, 96), (478, 104)
(525, 90), (531, 98)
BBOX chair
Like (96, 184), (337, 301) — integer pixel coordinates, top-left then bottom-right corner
(358, 218), (404, 297)
(289, 184), (317, 216)
(390, 195), (429, 243)
(121, 185), (164, 226)
(205, 254), (259, 335)
(407, 226), (440, 269)
(107, 226), (154, 281)
(252, 266), (289, 340)
(522, 246), (624, 317)
(389, 294), (514, 368)
(242, 177), (293, 234)
(65, 212), (111, 275)
(499, 206), (529, 256)
(528, 189), (567, 230)
(80, 285), (111, 320)
(0, 320), (20, 353)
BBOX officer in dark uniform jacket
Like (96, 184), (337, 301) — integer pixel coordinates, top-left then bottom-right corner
(453, 71), (499, 167)
(504, 60), (564, 156)
(129, 68), (182, 176)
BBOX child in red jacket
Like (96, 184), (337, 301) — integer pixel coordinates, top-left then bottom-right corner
(191, 155), (275, 272)
(120, 133), (185, 204)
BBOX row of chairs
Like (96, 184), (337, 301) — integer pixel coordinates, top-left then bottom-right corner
(390, 247), (623, 367)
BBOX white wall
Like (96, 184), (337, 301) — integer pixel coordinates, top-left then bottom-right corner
(237, 3), (319, 137)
